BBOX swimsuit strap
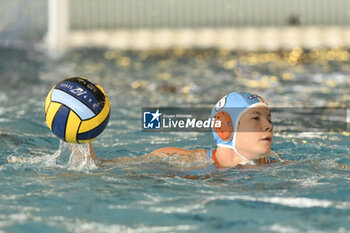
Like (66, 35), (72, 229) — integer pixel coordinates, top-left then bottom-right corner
(262, 156), (271, 165)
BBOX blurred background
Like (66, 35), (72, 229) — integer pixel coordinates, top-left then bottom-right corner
(2, 0), (350, 52)
(0, 0), (349, 146)
(0, 0), (349, 116)
(0, 0), (349, 140)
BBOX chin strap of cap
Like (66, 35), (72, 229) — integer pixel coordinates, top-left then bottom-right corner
(232, 145), (250, 161)
(217, 144), (251, 162)
(232, 135), (261, 165)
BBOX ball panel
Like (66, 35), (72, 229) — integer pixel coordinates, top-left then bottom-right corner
(51, 89), (95, 120)
(77, 113), (110, 140)
(52, 105), (70, 141)
(45, 87), (54, 114)
(65, 111), (81, 143)
(46, 102), (62, 131)
(55, 81), (103, 114)
(60, 77), (106, 106)
(78, 97), (110, 133)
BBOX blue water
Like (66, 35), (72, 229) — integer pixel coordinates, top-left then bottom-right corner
(0, 47), (350, 233)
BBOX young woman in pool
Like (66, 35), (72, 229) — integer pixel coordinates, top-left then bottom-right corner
(89, 92), (282, 168)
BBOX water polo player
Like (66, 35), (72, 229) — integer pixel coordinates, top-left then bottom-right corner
(89, 92), (284, 168)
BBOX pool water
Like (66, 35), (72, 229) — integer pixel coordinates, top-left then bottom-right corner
(0, 47), (350, 232)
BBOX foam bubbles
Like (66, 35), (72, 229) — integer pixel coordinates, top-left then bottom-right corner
(7, 140), (97, 171)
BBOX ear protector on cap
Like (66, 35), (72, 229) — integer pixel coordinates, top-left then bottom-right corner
(213, 111), (233, 142)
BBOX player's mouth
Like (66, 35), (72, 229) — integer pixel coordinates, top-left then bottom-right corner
(261, 136), (272, 141)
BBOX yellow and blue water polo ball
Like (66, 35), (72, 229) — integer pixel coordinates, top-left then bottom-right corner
(45, 77), (110, 143)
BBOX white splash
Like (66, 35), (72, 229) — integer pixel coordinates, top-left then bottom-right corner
(7, 140), (97, 171)
(268, 150), (288, 162)
(264, 224), (298, 233)
(67, 142), (97, 170)
(207, 195), (350, 209)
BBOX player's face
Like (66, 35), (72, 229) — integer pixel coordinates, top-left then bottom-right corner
(236, 106), (273, 160)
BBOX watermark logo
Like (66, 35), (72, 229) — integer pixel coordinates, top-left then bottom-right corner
(142, 108), (222, 131)
(143, 109), (162, 129)
(141, 107), (347, 132)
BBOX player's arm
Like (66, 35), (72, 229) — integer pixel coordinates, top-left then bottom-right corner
(89, 142), (97, 160)
(89, 144), (207, 166)
(151, 147), (206, 155)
